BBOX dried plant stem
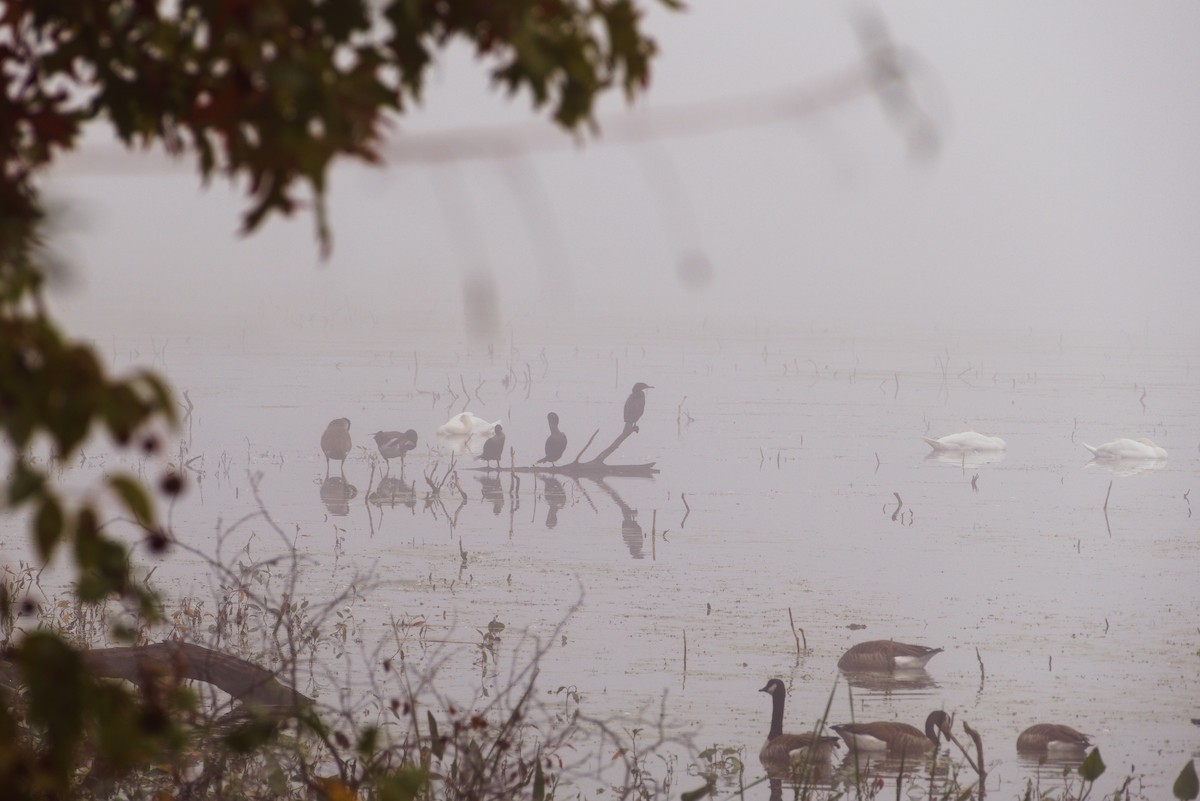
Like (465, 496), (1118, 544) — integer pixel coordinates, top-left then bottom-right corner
(787, 607), (806, 653)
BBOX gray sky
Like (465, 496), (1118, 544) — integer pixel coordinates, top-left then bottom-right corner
(48, 2), (1200, 339)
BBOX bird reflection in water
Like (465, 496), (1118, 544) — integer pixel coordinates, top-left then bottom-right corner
(586, 477), (645, 559)
(475, 474), (504, 516)
(841, 668), (939, 695)
(923, 449), (1006, 469)
(319, 476), (357, 516)
(542, 476), (566, 529)
(369, 476), (416, 510)
(1084, 457), (1166, 477)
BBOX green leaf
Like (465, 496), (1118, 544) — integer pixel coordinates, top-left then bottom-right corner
(224, 716), (277, 754)
(1078, 747), (1106, 782)
(1175, 759), (1199, 800)
(109, 474), (153, 523)
(533, 758), (545, 801)
(379, 767), (427, 801)
(428, 710), (443, 759)
(35, 495), (64, 561)
(8, 461), (45, 505)
(681, 781), (715, 801)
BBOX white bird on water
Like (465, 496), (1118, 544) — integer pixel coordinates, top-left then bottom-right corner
(1083, 438), (1167, 460)
(923, 431), (1007, 452)
(436, 412), (501, 437)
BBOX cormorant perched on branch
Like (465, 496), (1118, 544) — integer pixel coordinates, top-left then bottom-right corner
(623, 383), (653, 433)
(537, 412), (567, 466)
(480, 424), (505, 470)
(372, 429), (418, 474)
(321, 418), (352, 477)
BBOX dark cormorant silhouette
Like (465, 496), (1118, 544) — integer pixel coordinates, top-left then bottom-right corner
(479, 423), (505, 470)
(372, 429), (418, 474)
(320, 418), (352, 476)
(623, 382), (653, 433)
(537, 412), (567, 466)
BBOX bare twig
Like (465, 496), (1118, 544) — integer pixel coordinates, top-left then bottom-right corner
(787, 607), (806, 653)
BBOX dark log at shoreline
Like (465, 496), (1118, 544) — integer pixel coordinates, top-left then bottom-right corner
(2, 641), (313, 712)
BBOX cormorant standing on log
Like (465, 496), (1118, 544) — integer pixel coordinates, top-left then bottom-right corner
(321, 418), (352, 477)
(480, 424), (505, 470)
(537, 412), (567, 466)
(372, 429), (418, 474)
(623, 383), (653, 433)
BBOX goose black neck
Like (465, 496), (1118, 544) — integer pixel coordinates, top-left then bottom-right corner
(924, 712), (944, 744)
(768, 690), (785, 740)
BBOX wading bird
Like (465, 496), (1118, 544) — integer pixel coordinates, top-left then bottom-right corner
(1083, 438), (1167, 460)
(537, 412), (568, 466)
(758, 679), (841, 766)
(623, 382), (653, 433)
(831, 711), (952, 756)
(1016, 723), (1092, 753)
(321, 418), (352, 477)
(479, 424), (505, 470)
(837, 640), (944, 671)
(372, 429), (418, 474)
(923, 431), (1006, 452)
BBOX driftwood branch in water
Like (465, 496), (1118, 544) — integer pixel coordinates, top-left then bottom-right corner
(467, 424), (658, 476)
(0, 641), (314, 711)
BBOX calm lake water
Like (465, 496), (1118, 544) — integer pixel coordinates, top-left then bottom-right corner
(5, 316), (1198, 798)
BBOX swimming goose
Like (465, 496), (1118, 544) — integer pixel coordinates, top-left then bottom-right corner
(1083, 438), (1167, 460)
(479, 424), (506, 470)
(758, 679), (840, 765)
(372, 429), (418, 473)
(437, 412), (501, 438)
(623, 383), (653, 433)
(320, 418), (352, 476)
(831, 711), (951, 756)
(837, 640), (943, 672)
(923, 431), (1006, 452)
(1016, 723), (1091, 752)
(537, 412), (568, 466)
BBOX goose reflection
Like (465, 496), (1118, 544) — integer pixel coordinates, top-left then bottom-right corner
(841, 668), (939, 694)
(319, 476), (358, 516)
(835, 748), (954, 790)
(369, 476), (417, 510)
(542, 476), (566, 529)
(475, 474), (505, 515)
(923, 449), (1006, 468)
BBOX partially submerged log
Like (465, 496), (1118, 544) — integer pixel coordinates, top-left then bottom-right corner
(467, 425), (659, 476)
(83, 641), (313, 710)
(0, 640), (313, 713)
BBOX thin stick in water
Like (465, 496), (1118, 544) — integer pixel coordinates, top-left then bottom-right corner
(787, 607), (806, 653)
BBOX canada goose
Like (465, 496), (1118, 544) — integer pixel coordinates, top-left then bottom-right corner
(837, 640), (943, 672)
(320, 418), (352, 476)
(1083, 438), (1167, 460)
(479, 424), (505, 470)
(923, 431), (1006, 452)
(758, 679), (841, 765)
(372, 429), (418, 474)
(1016, 723), (1091, 752)
(537, 412), (568, 466)
(623, 383), (653, 433)
(832, 711), (951, 756)
(437, 412), (501, 438)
